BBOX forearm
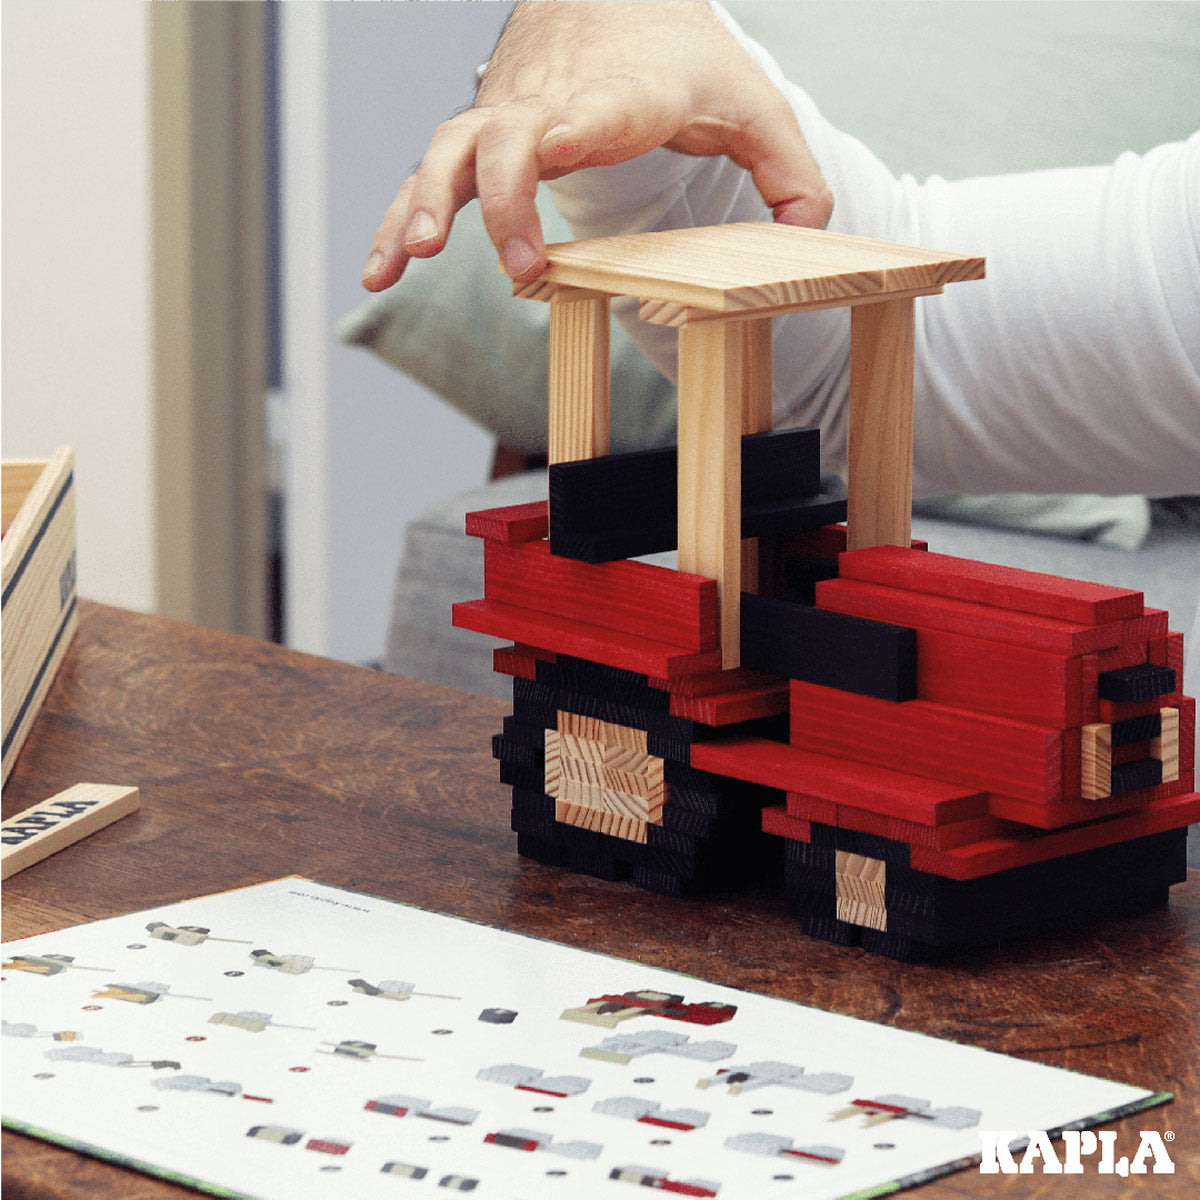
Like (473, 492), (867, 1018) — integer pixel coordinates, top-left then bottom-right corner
(548, 8), (1200, 497)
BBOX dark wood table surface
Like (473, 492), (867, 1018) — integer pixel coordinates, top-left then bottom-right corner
(2, 601), (1197, 1198)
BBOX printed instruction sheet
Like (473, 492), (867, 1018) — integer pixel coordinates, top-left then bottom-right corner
(2, 877), (1166, 1199)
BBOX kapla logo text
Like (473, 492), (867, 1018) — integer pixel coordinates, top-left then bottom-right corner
(980, 1130), (1174, 1176)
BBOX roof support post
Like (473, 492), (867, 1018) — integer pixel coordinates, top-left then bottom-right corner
(678, 319), (746, 669)
(548, 293), (611, 464)
(847, 296), (915, 551)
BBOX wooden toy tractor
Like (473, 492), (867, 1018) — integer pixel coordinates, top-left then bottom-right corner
(454, 223), (1196, 961)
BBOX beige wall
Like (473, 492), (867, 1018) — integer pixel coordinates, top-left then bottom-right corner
(2, 1), (155, 611)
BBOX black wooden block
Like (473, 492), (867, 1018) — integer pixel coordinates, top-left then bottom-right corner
(1110, 757), (1164, 795)
(741, 428), (821, 504)
(549, 428), (831, 563)
(740, 592), (917, 701)
(1098, 664), (1175, 703)
(741, 481), (849, 539)
(781, 555), (839, 606)
(515, 833), (566, 866)
(1110, 712), (1162, 748)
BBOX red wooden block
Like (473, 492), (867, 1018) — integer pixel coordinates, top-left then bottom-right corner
(465, 500), (549, 544)
(690, 737), (988, 824)
(785, 790), (838, 825)
(772, 524), (928, 560)
(1080, 640), (1149, 724)
(761, 806), (812, 842)
(987, 788), (1158, 830)
(837, 545), (1144, 625)
(1148, 631), (1184, 675)
(1177, 694), (1195, 771)
(1098, 694), (1180, 724)
(1121, 607), (1169, 641)
(669, 681), (789, 726)
(907, 624), (1083, 727)
(484, 538), (718, 651)
(825, 798), (1009, 852)
(665, 666), (783, 698)
(910, 789), (1200, 880)
(815, 578), (1123, 656)
(788, 680), (1067, 804)
(493, 643), (555, 681)
(452, 599), (722, 680)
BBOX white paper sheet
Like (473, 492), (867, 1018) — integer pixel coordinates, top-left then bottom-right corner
(1, 878), (1165, 1199)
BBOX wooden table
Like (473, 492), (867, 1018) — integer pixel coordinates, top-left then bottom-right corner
(3, 601), (1197, 1197)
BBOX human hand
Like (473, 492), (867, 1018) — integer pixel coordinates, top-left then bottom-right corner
(362, 1), (833, 290)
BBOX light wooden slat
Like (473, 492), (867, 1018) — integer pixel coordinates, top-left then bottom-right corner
(1, 460), (50, 532)
(638, 283), (945, 327)
(1152, 708), (1180, 783)
(1081, 723), (1112, 800)
(557, 711), (647, 753)
(554, 799), (648, 844)
(2, 447), (77, 783)
(525, 223), (984, 314)
(835, 850), (887, 931)
(678, 321), (744, 668)
(548, 293), (611, 464)
(557, 777), (664, 826)
(1, 784), (140, 880)
(847, 297), (915, 551)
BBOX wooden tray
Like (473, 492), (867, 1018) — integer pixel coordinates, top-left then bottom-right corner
(2, 446), (77, 784)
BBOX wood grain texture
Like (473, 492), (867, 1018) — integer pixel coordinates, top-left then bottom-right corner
(835, 851), (888, 932)
(839, 545), (1144, 626)
(1, 783), (139, 880)
(521, 223), (984, 314)
(678, 320), (743, 667)
(846, 297), (914, 551)
(2, 602), (1198, 1198)
(2, 448), (78, 783)
(548, 293), (610, 464)
(483, 537), (718, 651)
(1154, 707), (1182, 782)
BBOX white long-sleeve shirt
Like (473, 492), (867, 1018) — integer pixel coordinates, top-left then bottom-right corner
(547, 5), (1200, 502)
(546, 3), (1200, 716)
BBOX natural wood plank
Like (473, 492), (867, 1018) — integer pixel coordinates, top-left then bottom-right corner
(2, 784), (140, 880)
(523, 223), (984, 314)
(835, 851), (888, 931)
(846, 297), (915, 551)
(554, 798), (648, 843)
(558, 710), (647, 754)
(1, 459), (51, 531)
(638, 283), (946, 327)
(1153, 707), (1181, 782)
(548, 292), (610, 464)
(678, 320), (743, 668)
(1082, 723), (1113, 800)
(2, 447), (77, 784)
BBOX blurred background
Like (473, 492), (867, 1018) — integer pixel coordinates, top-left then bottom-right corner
(3, 0), (511, 663)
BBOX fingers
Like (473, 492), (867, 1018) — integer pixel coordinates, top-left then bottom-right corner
(362, 177), (414, 292)
(733, 104), (834, 231)
(362, 103), (556, 289)
(362, 111), (489, 291)
(473, 103), (560, 281)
